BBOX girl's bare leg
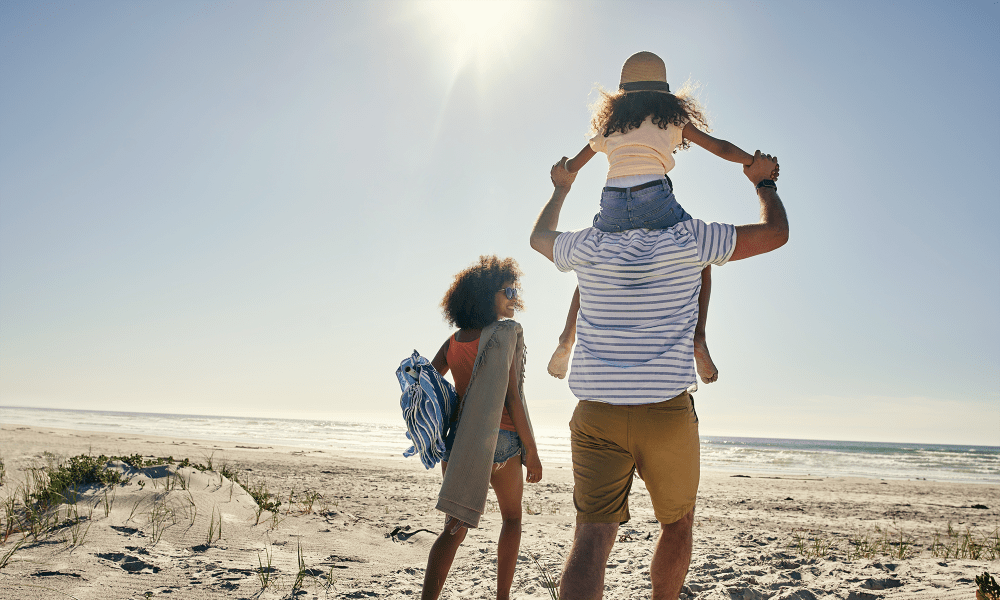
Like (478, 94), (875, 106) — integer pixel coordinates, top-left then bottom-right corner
(420, 523), (467, 600)
(421, 463), (468, 600)
(490, 455), (524, 600)
(694, 266), (719, 384)
(547, 287), (580, 379)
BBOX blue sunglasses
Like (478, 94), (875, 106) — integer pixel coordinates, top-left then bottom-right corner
(499, 287), (519, 300)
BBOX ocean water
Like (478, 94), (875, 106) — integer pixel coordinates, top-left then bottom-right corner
(2, 406), (997, 484)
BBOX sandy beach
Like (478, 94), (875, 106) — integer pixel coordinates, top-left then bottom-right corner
(0, 423), (997, 599)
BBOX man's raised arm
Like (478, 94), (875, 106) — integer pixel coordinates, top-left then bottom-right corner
(529, 158), (578, 263)
(729, 150), (789, 261)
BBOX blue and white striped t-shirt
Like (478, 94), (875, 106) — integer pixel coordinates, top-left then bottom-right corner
(554, 219), (736, 404)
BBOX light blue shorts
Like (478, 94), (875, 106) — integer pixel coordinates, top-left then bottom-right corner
(442, 427), (523, 465)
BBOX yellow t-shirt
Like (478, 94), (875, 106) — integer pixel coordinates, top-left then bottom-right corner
(589, 117), (685, 179)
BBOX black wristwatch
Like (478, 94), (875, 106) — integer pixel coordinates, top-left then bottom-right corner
(756, 179), (777, 190)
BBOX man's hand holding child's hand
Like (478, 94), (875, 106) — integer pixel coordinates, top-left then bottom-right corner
(744, 150), (780, 185)
(550, 157), (578, 189)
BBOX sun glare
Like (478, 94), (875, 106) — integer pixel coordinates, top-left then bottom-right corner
(420, 0), (539, 69)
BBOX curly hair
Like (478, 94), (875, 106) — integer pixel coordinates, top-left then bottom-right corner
(441, 255), (523, 330)
(590, 81), (710, 152)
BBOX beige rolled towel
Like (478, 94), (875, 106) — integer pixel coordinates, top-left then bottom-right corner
(436, 319), (532, 528)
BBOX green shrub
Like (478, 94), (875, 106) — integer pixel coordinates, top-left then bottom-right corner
(33, 455), (126, 508)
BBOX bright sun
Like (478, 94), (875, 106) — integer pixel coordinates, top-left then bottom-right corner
(420, 0), (539, 68)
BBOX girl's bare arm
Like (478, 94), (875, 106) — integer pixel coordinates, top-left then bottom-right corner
(504, 362), (543, 482)
(683, 123), (755, 166)
(565, 144), (596, 173)
(430, 337), (450, 376)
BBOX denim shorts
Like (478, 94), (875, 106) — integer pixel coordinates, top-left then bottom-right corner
(442, 426), (523, 465)
(592, 175), (692, 233)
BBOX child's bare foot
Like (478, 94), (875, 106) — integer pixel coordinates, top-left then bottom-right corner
(547, 343), (572, 379)
(694, 332), (718, 384)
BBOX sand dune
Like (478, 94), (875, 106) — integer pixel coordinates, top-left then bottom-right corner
(0, 424), (996, 599)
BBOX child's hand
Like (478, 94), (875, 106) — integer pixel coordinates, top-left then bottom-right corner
(524, 450), (543, 484)
(770, 158), (780, 181)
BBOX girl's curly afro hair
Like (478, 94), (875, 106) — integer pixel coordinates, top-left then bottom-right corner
(441, 255), (523, 330)
(590, 81), (709, 152)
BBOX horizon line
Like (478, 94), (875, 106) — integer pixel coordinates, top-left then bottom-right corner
(2, 404), (997, 451)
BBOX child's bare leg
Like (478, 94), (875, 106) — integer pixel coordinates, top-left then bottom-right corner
(422, 461), (467, 600)
(547, 287), (580, 379)
(694, 266), (719, 384)
(490, 457), (524, 600)
(421, 523), (467, 599)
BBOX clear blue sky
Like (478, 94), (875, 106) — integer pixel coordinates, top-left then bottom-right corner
(2, 1), (997, 445)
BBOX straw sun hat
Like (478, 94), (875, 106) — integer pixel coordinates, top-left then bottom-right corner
(619, 51), (670, 93)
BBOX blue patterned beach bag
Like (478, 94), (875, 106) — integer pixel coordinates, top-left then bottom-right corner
(396, 350), (458, 469)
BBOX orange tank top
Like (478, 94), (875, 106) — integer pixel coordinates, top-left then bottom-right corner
(446, 333), (516, 432)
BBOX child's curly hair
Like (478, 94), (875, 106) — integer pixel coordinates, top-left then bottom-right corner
(590, 81), (710, 152)
(441, 255), (523, 330)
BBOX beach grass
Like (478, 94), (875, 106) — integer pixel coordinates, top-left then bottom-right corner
(291, 539), (308, 594)
(205, 505), (222, 546)
(530, 553), (561, 600)
(185, 490), (198, 526)
(99, 486), (115, 518)
(6, 453), (192, 527)
(63, 502), (93, 548)
(322, 564), (339, 593)
(241, 476), (282, 524)
(148, 497), (172, 545)
(18, 469), (60, 540)
(783, 521), (1000, 562)
(256, 538), (277, 592)
(2, 493), (17, 543)
(2, 424), (998, 599)
(286, 538), (335, 595)
(833, 525), (915, 560)
(126, 497), (143, 524)
(269, 506), (285, 530)
(931, 525), (1000, 561)
(201, 451), (216, 472)
(0, 450), (292, 552)
(34, 455), (127, 508)
(0, 537), (24, 570)
(300, 489), (321, 514)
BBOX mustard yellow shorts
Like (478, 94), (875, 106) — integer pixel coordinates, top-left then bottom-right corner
(569, 391), (700, 525)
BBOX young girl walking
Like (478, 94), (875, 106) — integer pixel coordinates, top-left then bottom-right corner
(547, 51), (778, 385)
(422, 255), (543, 600)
